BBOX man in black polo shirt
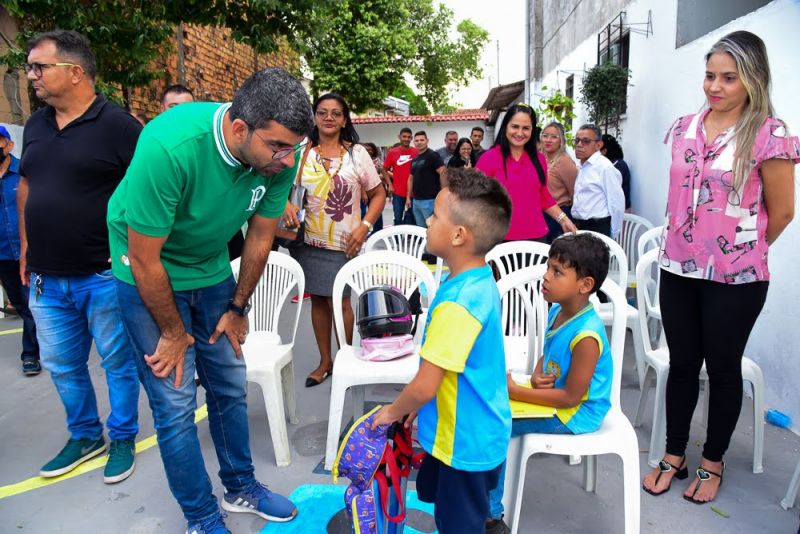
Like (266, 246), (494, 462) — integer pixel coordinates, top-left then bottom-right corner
(19, 30), (141, 484)
(406, 130), (445, 230)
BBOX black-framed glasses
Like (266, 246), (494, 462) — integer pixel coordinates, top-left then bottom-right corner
(24, 62), (79, 77)
(315, 109), (344, 119)
(574, 137), (599, 146)
(250, 129), (307, 160)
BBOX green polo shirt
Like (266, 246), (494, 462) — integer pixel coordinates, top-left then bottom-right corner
(107, 102), (296, 291)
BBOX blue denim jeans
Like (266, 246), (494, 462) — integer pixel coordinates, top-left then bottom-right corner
(391, 195), (415, 226)
(412, 198), (435, 228)
(488, 416), (573, 519)
(28, 270), (139, 441)
(0, 260), (39, 360)
(115, 276), (255, 524)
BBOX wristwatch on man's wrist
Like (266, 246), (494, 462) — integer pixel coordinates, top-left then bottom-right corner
(227, 299), (251, 317)
(362, 219), (373, 232)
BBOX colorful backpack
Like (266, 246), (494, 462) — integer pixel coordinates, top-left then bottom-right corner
(332, 406), (421, 534)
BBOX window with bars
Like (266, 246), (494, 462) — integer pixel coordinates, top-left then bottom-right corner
(565, 75), (574, 131)
(597, 12), (630, 114)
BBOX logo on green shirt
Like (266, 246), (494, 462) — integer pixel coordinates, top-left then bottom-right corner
(247, 185), (266, 211)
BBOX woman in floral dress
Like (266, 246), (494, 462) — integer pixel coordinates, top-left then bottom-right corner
(282, 93), (386, 387)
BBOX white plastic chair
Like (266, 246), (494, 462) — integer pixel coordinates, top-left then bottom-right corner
(781, 455), (800, 510)
(633, 249), (765, 473)
(485, 241), (550, 373)
(323, 251), (437, 470)
(230, 253), (304, 467)
(503, 279), (640, 534)
(614, 214), (655, 288)
(365, 225), (444, 286)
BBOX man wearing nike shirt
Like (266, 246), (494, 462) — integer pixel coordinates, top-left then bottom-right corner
(383, 127), (418, 226)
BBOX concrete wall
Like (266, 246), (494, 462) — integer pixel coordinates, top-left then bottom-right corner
(0, 9), (31, 125)
(353, 121), (492, 153)
(534, 0), (800, 431)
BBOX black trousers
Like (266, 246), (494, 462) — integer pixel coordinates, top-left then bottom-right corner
(0, 259), (39, 360)
(660, 270), (768, 462)
(574, 215), (611, 237)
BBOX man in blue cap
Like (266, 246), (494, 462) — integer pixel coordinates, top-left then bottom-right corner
(0, 125), (40, 375)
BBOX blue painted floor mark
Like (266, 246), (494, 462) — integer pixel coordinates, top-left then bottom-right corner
(261, 484), (436, 533)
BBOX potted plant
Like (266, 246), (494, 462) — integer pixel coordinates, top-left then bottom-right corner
(579, 62), (631, 137)
(537, 86), (577, 146)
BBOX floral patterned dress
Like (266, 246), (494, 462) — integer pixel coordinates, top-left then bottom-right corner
(301, 143), (381, 252)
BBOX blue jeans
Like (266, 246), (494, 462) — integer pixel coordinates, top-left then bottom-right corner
(488, 416), (573, 519)
(0, 260), (39, 360)
(115, 276), (255, 524)
(412, 198), (435, 228)
(392, 195), (415, 226)
(28, 270), (139, 441)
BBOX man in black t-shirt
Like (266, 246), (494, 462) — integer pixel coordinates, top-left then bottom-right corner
(19, 30), (141, 485)
(406, 130), (445, 229)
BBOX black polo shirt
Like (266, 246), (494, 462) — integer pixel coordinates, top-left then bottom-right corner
(411, 148), (444, 200)
(20, 94), (142, 275)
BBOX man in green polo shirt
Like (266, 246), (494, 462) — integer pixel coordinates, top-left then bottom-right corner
(108, 68), (313, 534)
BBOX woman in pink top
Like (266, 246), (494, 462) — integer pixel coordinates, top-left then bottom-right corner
(476, 103), (577, 241)
(642, 31), (798, 504)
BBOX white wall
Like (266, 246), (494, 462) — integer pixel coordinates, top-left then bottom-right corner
(535, 0), (800, 431)
(353, 120), (491, 154)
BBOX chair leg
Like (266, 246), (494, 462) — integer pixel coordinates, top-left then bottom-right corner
(620, 443), (642, 534)
(352, 385), (366, 423)
(781, 455), (800, 510)
(634, 366), (653, 428)
(509, 440), (530, 534)
(325, 376), (349, 471)
(569, 455), (582, 465)
(582, 455), (597, 492)
(701, 379), (710, 428)
(262, 370), (291, 467)
(648, 370), (668, 468)
(502, 437), (522, 531)
(629, 316), (646, 390)
(748, 369), (765, 474)
(282, 359), (299, 425)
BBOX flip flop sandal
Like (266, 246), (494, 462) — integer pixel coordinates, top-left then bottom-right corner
(643, 456), (688, 496)
(683, 463), (725, 504)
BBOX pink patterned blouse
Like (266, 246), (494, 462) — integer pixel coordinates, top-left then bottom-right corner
(660, 110), (800, 284)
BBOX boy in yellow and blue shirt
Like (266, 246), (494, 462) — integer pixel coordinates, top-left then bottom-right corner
(372, 168), (512, 533)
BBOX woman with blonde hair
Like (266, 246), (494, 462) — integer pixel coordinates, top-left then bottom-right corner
(642, 30), (798, 504)
(540, 121), (578, 243)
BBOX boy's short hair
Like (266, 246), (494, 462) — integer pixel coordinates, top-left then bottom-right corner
(446, 168), (511, 255)
(399, 127), (413, 135)
(414, 130), (427, 138)
(549, 233), (609, 294)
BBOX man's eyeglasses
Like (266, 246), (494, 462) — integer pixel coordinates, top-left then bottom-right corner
(315, 109), (344, 119)
(251, 129), (307, 160)
(24, 62), (79, 77)
(574, 137), (599, 146)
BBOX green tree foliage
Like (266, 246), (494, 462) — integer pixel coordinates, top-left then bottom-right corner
(299, 0), (488, 113)
(579, 62), (631, 136)
(1, 0), (324, 106)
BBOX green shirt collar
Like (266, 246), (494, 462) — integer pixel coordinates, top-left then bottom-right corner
(213, 103), (240, 167)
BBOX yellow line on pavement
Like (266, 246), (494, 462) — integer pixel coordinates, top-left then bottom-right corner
(0, 328), (23, 335)
(0, 404), (208, 500)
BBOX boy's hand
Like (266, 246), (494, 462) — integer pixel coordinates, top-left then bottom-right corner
(531, 371), (556, 389)
(371, 405), (401, 429)
(506, 372), (518, 392)
(404, 411), (418, 430)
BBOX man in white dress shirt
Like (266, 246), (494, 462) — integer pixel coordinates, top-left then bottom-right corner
(571, 123), (625, 238)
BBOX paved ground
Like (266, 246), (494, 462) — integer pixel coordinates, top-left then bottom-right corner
(1, 236), (799, 533)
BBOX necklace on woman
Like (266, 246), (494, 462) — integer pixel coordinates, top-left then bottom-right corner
(317, 143), (346, 178)
(546, 153), (559, 168)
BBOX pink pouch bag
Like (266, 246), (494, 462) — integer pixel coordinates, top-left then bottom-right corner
(359, 334), (415, 362)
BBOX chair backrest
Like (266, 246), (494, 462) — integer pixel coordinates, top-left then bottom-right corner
(637, 225), (664, 260)
(332, 251), (438, 347)
(365, 226), (444, 285)
(485, 241), (550, 277)
(485, 240), (550, 349)
(635, 249), (661, 356)
(617, 214), (655, 275)
(495, 264), (548, 373)
(576, 230), (628, 289)
(597, 278), (628, 407)
(230, 252), (305, 344)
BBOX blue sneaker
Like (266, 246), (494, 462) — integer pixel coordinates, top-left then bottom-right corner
(186, 513), (230, 534)
(220, 482), (298, 522)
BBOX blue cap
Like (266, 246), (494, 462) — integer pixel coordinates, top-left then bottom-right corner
(0, 125), (10, 141)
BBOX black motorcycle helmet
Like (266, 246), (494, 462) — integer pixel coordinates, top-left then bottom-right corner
(357, 285), (414, 339)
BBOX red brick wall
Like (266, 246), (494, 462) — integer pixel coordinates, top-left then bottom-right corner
(129, 24), (301, 120)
